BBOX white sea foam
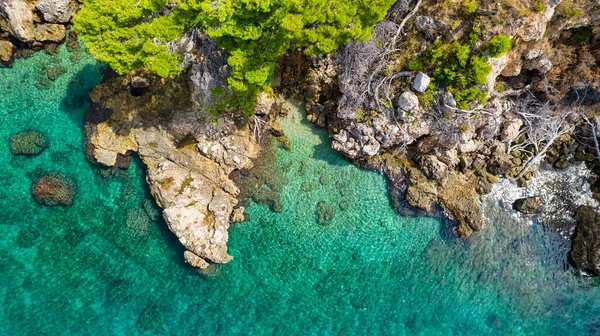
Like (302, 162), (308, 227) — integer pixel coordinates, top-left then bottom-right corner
(483, 162), (599, 234)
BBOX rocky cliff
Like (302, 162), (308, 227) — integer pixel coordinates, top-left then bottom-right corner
(290, 0), (600, 240)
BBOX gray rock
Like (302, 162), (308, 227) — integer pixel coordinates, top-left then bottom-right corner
(513, 196), (545, 214)
(397, 91), (419, 113)
(189, 34), (231, 109)
(443, 91), (457, 108)
(415, 15), (437, 36)
(0, 0), (35, 42)
(523, 58), (552, 74)
(412, 72), (431, 92)
(36, 0), (77, 23)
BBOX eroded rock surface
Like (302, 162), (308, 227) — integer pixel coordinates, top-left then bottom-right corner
(86, 70), (259, 266)
(570, 206), (600, 276)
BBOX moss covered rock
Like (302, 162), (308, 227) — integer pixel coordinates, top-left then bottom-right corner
(316, 200), (336, 225)
(9, 131), (48, 156)
(31, 173), (75, 206)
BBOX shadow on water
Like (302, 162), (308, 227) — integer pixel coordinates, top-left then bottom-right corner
(59, 64), (105, 126)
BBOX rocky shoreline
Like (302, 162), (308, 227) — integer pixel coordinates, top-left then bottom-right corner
(4, 0), (600, 274)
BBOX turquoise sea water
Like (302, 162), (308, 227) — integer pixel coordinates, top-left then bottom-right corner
(2, 46), (600, 335)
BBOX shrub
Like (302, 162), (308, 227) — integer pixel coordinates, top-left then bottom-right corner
(484, 34), (512, 58)
(422, 38), (492, 109)
(570, 26), (594, 45)
(533, 1), (545, 12)
(76, 0), (397, 115)
(452, 88), (488, 110)
(463, 0), (478, 15)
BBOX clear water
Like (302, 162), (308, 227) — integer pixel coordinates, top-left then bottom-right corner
(2, 46), (600, 336)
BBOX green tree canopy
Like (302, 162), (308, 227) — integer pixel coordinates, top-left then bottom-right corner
(75, 0), (396, 113)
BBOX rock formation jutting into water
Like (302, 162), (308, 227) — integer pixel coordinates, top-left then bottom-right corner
(2, 0), (600, 275)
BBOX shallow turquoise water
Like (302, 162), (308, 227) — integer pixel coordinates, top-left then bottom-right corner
(2, 46), (600, 335)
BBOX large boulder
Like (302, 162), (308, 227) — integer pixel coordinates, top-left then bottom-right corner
(34, 24), (66, 42)
(0, 0), (35, 42)
(9, 131), (48, 156)
(31, 173), (76, 206)
(36, 0), (78, 23)
(513, 195), (545, 215)
(570, 206), (600, 276)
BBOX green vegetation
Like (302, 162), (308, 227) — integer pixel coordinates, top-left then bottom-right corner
(533, 1), (545, 12)
(569, 26), (594, 45)
(463, 0), (478, 15)
(73, 0), (184, 77)
(355, 109), (378, 123)
(484, 34), (512, 58)
(75, 0), (396, 114)
(418, 37), (496, 109)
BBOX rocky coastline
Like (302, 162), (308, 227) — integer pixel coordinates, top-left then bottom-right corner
(3, 0), (600, 274)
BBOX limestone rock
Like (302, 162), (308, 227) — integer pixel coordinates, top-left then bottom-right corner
(86, 73), (259, 268)
(570, 206), (600, 276)
(0, 40), (14, 64)
(34, 24), (66, 42)
(0, 0), (35, 42)
(419, 155), (448, 181)
(405, 182), (437, 212)
(501, 119), (523, 142)
(412, 72), (430, 93)
(397, 91), (419, 113)
(36, 0), (78, 23)
(362, 139), (380, 157)
(513, 195), (545, 214)
(184, 250), (209, 269)
(255, 92), (275, 116)
(9, 130), (47, 156)
(31, 173), (76, 206)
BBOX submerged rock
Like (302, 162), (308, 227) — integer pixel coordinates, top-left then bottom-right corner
(125, 207), (151, 238)
(316, 200), (336, 225)
(31, 173), (75, 206)
(570, 206), (600, 276)
(513, 196), (545, 215)
(9, 131), (48, 156)
(137, 305), (164, 330)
